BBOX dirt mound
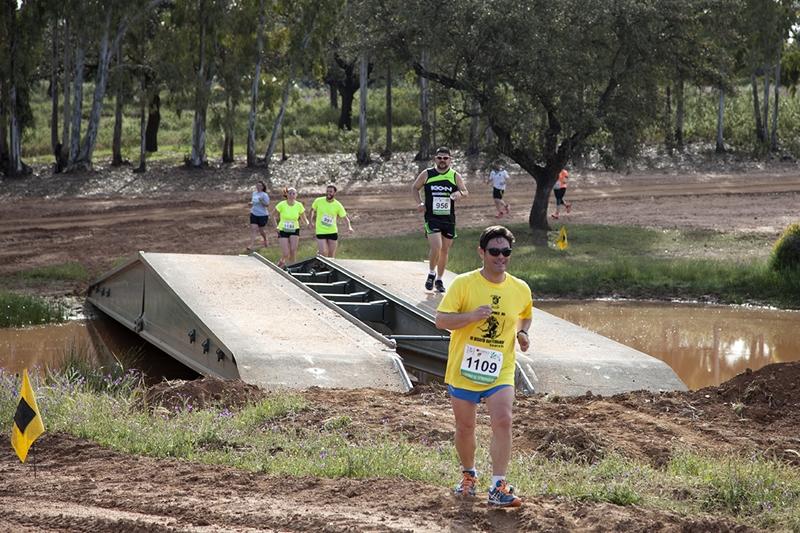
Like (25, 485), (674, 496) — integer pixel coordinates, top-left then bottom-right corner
(143, 376), (267, 413)
(527, 425), (607, 463)
(688, 362), (800, 424)
(700, 362), (800, 408)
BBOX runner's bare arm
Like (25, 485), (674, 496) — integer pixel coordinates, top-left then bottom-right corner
(412, 170), (427, 212)
(516, 318), (532, 352)
(435, 306), (493, 330)
(452, 173), (468, 199)
(343, 215), (354, 232)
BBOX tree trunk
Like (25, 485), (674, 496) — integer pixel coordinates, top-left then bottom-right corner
(68, 44), (84, 165)
(0, 81), (7, 171)
(715, 85), (725, 153)
(664, 84), (673, 152)
(771, 50), (781, 152)
(246, 0), (265, 167)
(431, 84), (437, 149)
(8, 84), (25, 175)
(674, 75), (684, 148)
(265, 73), (292, 173)
(111, 43), (124, 166)
(328, 81), (338, 108)
(6, 2), (27, 176)
(135, 73), (147, 173)
(751, 72), (765, 143)
(189, 8), (209, 167)
(414, 49), (431, 161)
(382, 64), (392, 158)
(528, 170), (556, 241)
(339, 88), (354, 130)
(59, 18), (71, 171)
(222, 94), (234, 163)
(50, 22), (60, 163)
(145, 93), (160, 152)
(763, 71), (770, 141)
(466, 98), (480, 156)
(356, 53), (369, 165)
(76, 10), (113, 168)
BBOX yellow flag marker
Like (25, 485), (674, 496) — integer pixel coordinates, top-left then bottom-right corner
(555, 226), (569, 250)
(11, 369), (45, 463)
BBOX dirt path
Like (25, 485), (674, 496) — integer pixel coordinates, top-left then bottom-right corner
(4, 362), (799, 532)
(1, 160), (798, 292)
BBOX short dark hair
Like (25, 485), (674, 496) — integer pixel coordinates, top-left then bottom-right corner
(479, 225), (515, 249)
(256, 180), (266, 192)
(435, 146), (451, 155)
(326, 184), (337, 192)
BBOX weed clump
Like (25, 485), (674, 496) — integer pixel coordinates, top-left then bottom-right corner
(769, 223), (800, 273)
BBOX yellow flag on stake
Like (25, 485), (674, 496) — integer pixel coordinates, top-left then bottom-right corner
(556, 226), (569, 250)
(11, 369), (45, 463)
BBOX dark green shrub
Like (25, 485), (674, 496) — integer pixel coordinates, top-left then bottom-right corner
(769, 223), (800, 273)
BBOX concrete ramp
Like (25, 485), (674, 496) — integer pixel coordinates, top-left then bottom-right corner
(332, 259), (687, 395)
(88, 253), (410, 392)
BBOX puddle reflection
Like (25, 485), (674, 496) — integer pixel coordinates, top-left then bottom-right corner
(0, 311), (197, 384)
(538, 300), (800, 390)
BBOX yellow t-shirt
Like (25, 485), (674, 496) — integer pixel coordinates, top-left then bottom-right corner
(311, 197), (347, 235)
(437, 269), (533, 391)
(275, 200), (305, 232)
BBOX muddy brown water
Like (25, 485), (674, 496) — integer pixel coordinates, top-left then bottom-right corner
(538, 300), (800, 390)
(0, 312), (197, 383)
(1, 301), (797, 390)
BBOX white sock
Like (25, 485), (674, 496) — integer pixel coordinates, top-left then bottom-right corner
(491, 475), (505, 488)
(462, 466), (477, 477)
(429, 270), (436, 276)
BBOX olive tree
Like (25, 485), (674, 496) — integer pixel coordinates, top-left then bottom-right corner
(387, 0), (730, 234)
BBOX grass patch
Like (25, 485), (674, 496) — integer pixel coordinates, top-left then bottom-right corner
(16, 262), (89, 282)
(0, 291), (65, 327)
(668, 450), (800, 528)
(0, 366), (798, 529)
(258, 223), (798, 308)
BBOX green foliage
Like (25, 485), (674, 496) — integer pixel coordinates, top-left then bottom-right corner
(297, 223), (799, 308)
(769, 223), (800, 273)
(669, 450), (800, 521)
(16, 262), (89, 282)
(0, 292), (65, 328)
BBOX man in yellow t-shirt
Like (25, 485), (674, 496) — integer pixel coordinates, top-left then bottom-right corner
(310, 184), (354, 258)
(435, 225), (532, 508)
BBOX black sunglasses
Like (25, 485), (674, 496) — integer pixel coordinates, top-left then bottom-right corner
(486, 247), (512, 257)
(435, 156), (450, 160)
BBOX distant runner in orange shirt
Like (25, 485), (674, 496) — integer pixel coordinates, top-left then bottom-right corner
(551, 167), (572, 219)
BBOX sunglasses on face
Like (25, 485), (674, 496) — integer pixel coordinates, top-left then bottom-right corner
(486, 247), (512, 257)
(435, 156), (450, 161)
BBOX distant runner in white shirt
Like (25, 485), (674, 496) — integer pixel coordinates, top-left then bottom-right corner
(485, 160), (510, 218)
(248, 180), (270, 251)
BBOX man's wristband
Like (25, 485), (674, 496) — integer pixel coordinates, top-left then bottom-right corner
(516, 330), (529, 337)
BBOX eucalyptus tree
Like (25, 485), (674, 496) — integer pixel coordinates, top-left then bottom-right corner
(263, 0), (341, 172)
(388, 0), (732, 232)
(213, 1), (260, 163)
(246, 0), (270, 167)
(162, 0), (227, 167)
(739, 0), (797, 151)
(0, 0), (43, 176)
(67, 0), (168, 170)
(659, 4), (733, 152)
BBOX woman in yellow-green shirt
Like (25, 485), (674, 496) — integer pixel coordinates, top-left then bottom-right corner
(273, 187), (310, 268)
